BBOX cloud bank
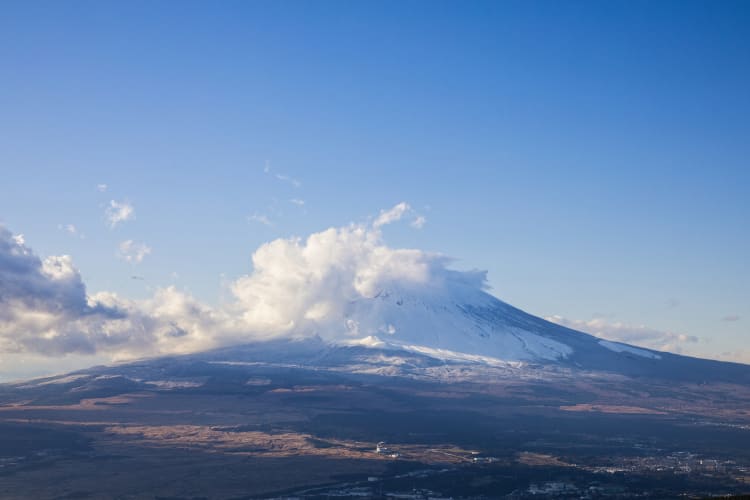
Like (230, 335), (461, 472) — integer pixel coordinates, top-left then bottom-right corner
(545, 315), (699, 353)
(0, 203), (460, 364)
(0, 226), (226, 360)
(1, 203), (724, 373)
(0, 226), (125, 355)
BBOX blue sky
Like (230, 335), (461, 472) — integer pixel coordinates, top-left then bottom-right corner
(1, 0), (748, 375)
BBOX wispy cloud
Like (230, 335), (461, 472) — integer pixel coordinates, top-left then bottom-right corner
(546, 315), (699, 353)
(97, 183), (108, 192)
(105, 200), (135, 228)
(289, 198), (305, 207)
(722, 314), (740, 322)
(58, 224), (84, 239)
(411, 215), (427, 229)
(373, 202), (411, 228)
(248, 213), (273, 226)
(263, 162), (301, 188)
(275, 173), (301, 188)
(118, 240), (151, 264)
(373, 202), (427, 230)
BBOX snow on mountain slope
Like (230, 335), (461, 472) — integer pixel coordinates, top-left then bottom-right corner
(338, 285), (574, 362)
(276, 282), (750, 383)
(599, 340), (661, 359)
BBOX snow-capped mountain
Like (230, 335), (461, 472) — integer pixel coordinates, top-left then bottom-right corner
(4, 269), (749, 391)
(3, 209), (746, 388)
(20, 285), (742, 390)
(340, 285), (575, 363)
(260, 282), (742, 383)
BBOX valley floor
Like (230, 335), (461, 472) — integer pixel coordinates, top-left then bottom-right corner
(1, 362), (750, 499)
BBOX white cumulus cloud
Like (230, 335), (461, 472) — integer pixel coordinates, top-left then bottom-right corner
(118, 240), (152, 264)
(0, 225), (125, 356)
(228, 217), (462, 338)
(0, 203), (473, 364)
(105, 200), (135, 228)
(0, 225), (219, 358)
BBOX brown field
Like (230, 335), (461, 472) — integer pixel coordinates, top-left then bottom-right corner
(1, 364), (750, 498)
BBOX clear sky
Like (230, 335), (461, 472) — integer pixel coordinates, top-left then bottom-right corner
(1, 0), (748, 378)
